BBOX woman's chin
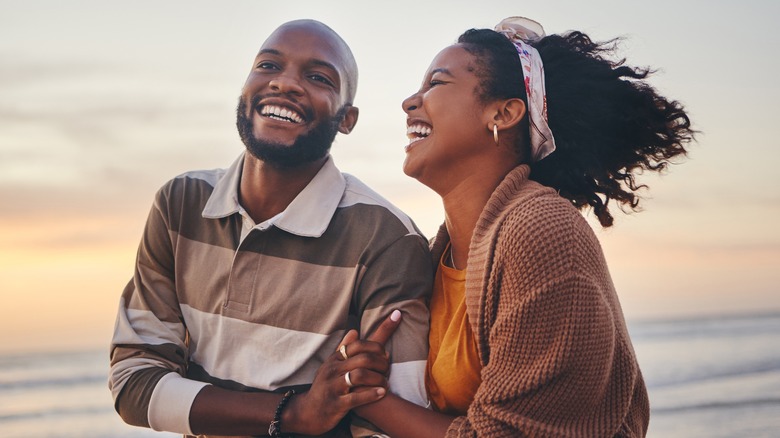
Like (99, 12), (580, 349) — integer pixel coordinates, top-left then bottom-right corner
(402, 155), (429, 183)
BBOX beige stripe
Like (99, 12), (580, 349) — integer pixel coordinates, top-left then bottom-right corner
(110, 299), (188, 399)
(388, 360), (428, 407)
(182, 304), (343, 390)
(113, 303), (187, 348)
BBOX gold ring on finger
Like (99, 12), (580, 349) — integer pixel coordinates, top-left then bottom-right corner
(345, 371), (354, 388)
(338, 344), (349, 360)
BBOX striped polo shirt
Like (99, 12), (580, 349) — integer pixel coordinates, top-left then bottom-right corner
(109, 153), (432, 436)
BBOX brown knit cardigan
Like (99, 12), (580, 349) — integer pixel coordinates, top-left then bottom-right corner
(430, 165), (649, 437)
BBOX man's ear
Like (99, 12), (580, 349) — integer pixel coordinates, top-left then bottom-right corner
(338, 105), (359, 134)
(486, 98), (526, 132)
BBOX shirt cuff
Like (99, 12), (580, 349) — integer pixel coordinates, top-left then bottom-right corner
(388, 360), (428, 407)
(147, 372), (210, 434)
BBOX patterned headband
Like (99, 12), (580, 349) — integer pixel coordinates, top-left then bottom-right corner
(494, 16), (556, 162)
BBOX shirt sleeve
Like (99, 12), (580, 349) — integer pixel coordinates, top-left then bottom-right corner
(108, 182), (209, 435)
(356, 233), (433, 406)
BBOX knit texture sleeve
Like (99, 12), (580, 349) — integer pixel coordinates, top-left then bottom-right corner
(448, 193), (644, 437)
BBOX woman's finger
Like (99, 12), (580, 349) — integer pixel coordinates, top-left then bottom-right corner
(341, 386), (387, 409)
(366, 309), (402, 346)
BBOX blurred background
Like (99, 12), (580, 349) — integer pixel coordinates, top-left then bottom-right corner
(1, 1), (778, 436)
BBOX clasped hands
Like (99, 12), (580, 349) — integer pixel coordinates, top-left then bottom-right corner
(283, 310), (402, 435)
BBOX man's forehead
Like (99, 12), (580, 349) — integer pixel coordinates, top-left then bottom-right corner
(261, 22), (348, 64)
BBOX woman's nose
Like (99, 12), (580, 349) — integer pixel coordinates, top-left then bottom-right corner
(402, 93), (420, 113)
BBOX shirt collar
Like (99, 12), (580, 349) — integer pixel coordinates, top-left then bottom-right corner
(202, 152), (346, 238)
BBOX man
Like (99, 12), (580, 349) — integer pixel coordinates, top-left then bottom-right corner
(109, 20), (432, 437)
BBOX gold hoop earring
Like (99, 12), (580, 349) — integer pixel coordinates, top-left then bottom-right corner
(493, 124), (499, 145)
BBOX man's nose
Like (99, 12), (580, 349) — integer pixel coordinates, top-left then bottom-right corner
(269, 73), (304, 95)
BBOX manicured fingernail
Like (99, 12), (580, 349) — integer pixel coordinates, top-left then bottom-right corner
(377, 388), (386, 397)
(391, 310), (401, 322)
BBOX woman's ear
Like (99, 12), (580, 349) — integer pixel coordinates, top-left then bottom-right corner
(486, 98), (526, 132)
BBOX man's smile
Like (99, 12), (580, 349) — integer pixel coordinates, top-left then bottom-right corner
(259, 104), (305, 124)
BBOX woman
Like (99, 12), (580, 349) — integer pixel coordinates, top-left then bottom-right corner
(347, 16), (694, 437)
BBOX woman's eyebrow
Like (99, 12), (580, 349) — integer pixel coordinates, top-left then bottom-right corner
(431, 67), (453, 76)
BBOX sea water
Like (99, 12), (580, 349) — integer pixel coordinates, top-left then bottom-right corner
(1, 312), (778, 437)
(632, 312), (780, 437)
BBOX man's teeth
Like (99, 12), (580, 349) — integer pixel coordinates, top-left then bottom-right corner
(406, 124), (432, 143)
(260, 105), (303, 123)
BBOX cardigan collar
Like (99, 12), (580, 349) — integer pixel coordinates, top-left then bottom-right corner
(429, 164), (534, 365)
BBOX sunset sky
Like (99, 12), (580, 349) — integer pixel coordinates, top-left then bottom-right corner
(1, 0), (778, 353)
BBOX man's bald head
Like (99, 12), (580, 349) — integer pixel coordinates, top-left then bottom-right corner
(265, 19), (358, 104)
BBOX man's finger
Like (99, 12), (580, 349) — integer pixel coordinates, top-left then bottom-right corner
(366, 309), (402, 346)
(337, 329), (359, 350)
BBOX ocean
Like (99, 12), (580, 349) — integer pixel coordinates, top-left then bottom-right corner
(1, 312), (778, 437)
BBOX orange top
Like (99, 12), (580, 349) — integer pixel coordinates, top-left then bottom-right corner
(425, 246), (482, 415)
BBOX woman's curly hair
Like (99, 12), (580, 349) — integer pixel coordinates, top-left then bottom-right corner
(458, 29), (695, 227)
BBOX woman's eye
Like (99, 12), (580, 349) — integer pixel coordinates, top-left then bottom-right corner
(429, 79), (444, 87)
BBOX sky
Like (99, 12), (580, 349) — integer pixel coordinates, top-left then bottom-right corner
(0, 0), (778, 353)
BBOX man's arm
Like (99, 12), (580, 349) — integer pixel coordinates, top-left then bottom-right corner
(109, 184), (199, 432)
(188, 338), (391, 436)
(355, 233), (433, 405)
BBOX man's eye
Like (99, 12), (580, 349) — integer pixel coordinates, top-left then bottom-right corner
(309, 74), (334, 86)
(429, 80), (444, 87)
(256, 62), (278, 70)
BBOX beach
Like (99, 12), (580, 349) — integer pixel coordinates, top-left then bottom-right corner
(1, 312), (778, 437)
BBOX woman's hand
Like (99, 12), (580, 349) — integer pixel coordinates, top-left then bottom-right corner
(284, 312), (402, 435)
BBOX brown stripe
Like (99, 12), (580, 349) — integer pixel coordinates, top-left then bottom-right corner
(113, 366), (170, 428)
(160, 175), (240, 249)
(110, 343), (187, 373)
(174, 230), (431, 336)
(173, 236), (234, 314)
(123, 268), (183, 324)
(170, 189), (418, 268)
(354, 234), (433, 313)
(186, 361), (311, 394)
(360, 299), (429, 363)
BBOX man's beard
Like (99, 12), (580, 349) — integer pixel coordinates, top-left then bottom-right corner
(236, 97), (347, 168)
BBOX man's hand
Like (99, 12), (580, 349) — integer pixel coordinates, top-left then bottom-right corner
(284, 327), (394, 435)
